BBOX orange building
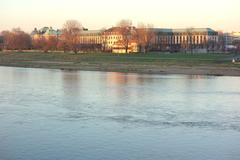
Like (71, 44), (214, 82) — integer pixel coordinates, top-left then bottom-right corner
(102, 27), (138, 53)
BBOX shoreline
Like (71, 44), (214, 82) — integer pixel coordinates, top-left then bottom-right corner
(1, 63), (240, 77)
(0, 52), (240, 77)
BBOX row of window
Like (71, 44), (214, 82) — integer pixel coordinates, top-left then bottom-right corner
(159, 32), (218, 36)
(157, 35), (218, 44)
(105, 36), (122, 40)
(107, 41), (117, 45)
(79, 35), (122, 42)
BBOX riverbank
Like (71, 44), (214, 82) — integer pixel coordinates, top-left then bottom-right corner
(0, 52), (240, 76)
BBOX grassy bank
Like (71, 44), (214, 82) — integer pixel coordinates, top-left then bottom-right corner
(0, 51), (239, 76)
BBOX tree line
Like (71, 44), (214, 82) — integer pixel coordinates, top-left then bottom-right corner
(1, 19), (240, 53)
(1, 28), (31, 51)
(0, 19), (155, 53)
(0, 20), (83, 53)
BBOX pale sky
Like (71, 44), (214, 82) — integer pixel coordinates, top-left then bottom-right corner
(1, 0), (240, 33)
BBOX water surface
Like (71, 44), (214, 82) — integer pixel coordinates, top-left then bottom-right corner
(0, 67), (240, 160)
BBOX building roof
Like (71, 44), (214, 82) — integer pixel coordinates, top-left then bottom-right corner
(105, 27), (121, 33)
(39, 27), (49, 33)
(173, 28), (216, 33)
(81, 30), (101, 35)
(31, 28), (39, 35)
(44, 28), (61, 35)
(31, 27), (62, 36)
(152, 28), (172, 33)
(152, 28), (217, 33)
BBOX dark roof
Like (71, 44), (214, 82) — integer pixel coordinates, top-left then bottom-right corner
(152, 28), (217, 33)
(31, 27), (62, 35)
(81, 30), (101, 35)
(173, 28), (216, 33)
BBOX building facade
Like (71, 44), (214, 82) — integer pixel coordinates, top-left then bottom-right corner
(79, 30), (102, 51)
(31, 27), (220, 53)
(102, 27), (122, 52)
(152, 28), (219, 52)
(31, 27), (62, 40)
(102, 27), (138, 53)
(219, 32), (240, 52)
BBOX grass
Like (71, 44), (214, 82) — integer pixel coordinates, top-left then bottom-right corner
(0, 51), (235, 66)
(0, 51), (239, 76)
(0, 51), (232, 60)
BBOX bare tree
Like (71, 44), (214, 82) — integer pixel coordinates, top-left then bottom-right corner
(57, 40), (69, 53)
(1, 28), (31, 51)
(232, 40), (240, 54)
(13, 28), (31, 51)
(62, 20), (83, 54)
(32, 36), (58, 53)
(100, 28), (108, 52)
(136, 23), (155, 53)
(116, 19), (133, 53)
(1, 31), (11, 49)
(207, 40), (216, 53)
(32, 37), (44, 50)
(186, 28), (194, 54)
(217, 32), (225, 52)
(46, 36), (58, 52)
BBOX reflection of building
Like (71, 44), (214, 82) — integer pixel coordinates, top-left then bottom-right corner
(106, 72), (139, 85)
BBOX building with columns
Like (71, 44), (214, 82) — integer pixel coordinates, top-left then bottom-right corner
(78, 30), (102, 51)
(31, 27), (219, 53)
(152, 28), (219, 52)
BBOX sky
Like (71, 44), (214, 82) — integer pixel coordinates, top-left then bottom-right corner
(1, 0), (240, 33)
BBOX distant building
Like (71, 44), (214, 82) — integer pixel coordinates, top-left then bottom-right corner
(232, 32), (240, 37)
(30, 26), (220, 53)
(79, 30), (102, 51)
(102, 27), (123, 52)
(112, 40), (138, 53)
(103, 27), (138, 53)
(31, 27), (62, 40)
(221, 32), (240, 52)
(152, 28), (219, 52)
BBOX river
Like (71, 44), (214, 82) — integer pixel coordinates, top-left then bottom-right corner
(0, 66), (240, 160)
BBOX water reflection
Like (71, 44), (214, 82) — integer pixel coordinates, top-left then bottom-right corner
(1, 67), (240, 160)
(104, 72), (149, 106)
(186, 75), (213, 79)
(61, 71), (81, 96)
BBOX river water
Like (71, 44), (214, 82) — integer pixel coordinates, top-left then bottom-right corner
(0, 66), (240, 160)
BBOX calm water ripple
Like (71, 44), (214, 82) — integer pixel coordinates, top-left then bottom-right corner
(0, 67), (240, 160)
